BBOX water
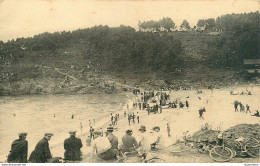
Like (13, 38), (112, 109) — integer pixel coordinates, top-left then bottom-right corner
(0, 93), (132, 162)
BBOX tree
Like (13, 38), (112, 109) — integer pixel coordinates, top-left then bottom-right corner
(204, 18), (216, 30)
(197, 19), (206, 28)
(180, 20), (191, 31)
(159, 17), (175, 32)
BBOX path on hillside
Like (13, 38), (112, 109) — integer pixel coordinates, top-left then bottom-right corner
(43, 65), (78, 81)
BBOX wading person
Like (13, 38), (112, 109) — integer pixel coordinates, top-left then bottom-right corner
(7, 132), (28, 163)
(121, 129), (138, 153)
(29, 133), (53, 163)
(64, 131), (83, 161)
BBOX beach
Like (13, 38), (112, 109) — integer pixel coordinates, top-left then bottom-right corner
(1, 85), (259, 163)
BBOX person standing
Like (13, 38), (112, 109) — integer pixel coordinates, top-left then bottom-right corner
(29, 133), (53, 163)
(128, 114), (131, 125)
(234, 101), (239, 112)
(90, 126), (94, 140)
(137, 113), (140, 123)
(121, 129), (138, 153)
(198, 107), (206, 120)
(7, 132), (28, 163)
(185, 100), (189, 109)
(64, 131), (83, 161)
(132, 113), (135, 123)
(86, 136), (91, 146)
(246, 104), (251, 114)
(167, 123), (171, 137)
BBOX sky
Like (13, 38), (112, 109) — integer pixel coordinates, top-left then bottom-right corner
(0, 0), (259, 42)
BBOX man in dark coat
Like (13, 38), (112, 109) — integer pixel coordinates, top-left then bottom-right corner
(28, 133), (53, 163)
(7, 132), (28, 163)
(121, 129), (138, 152)
(64, 131), (83, 161)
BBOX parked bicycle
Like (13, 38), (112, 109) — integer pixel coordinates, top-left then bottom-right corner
(230, 137), (260, 158)
(170, 131), (234, 162)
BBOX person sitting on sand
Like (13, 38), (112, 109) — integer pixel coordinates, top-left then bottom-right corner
(91, 131), (118, 160)
(252, 110), (260, 117)
(137, 125), (150, 160)
(150, 126), (161, 149)
(121, 129), (138, 153)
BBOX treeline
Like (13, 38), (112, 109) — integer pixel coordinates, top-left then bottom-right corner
(0, 25), (184, 75)
(207, 12), (260, 68)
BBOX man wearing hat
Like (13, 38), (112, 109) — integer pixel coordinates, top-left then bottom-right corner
(29, 133), (53, 163)
(91, 129), (118, 160)
(121, 129), (138, 153)
(137, 125), (150, 159)
(64, 131), (83, 161)
(150, 126), (161, 149)
(7, 132), (28, 163)
(106, 126), (118, 150)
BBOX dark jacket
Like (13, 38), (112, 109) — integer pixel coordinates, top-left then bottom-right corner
(64, 136), (83, 161)
(7, 139), (28, 163)
(121, 134), (138, 152)
(29, 138), (51, 163)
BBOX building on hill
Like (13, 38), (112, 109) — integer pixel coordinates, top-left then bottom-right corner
(243, 59), (260, 73)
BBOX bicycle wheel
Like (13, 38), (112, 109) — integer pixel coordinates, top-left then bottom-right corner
(246, 146), (260, 158)
(246, 138), (260, 148)
(246, 138), (260, 158)
(170, 142), (192, 153)
(209, 146), (233, 162)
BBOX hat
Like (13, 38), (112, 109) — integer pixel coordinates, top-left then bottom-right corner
(45, 132), (54, 136)
(18, 132), (27, 136)
(107, 126), (114, 132)
(126, 129), (133, 134)
(139, 125), (146, 131)
(153, 126), (160, 131)
(69, 130), (77, 134)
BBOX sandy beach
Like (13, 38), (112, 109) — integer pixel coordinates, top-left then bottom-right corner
(75, 86), (260, 163)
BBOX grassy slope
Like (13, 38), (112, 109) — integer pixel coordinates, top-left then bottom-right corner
(0, 31), (257, 96)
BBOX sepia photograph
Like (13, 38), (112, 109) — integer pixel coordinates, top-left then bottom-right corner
(0, 0), (259, 164)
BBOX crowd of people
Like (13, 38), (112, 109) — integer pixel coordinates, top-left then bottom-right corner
(7, 87), (258, 163)
(7, 125), (163, 163)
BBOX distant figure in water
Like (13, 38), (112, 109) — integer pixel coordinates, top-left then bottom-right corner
(13, 113), (16, 117)
(71, 114), (74, 119)
(53, 114), (56, 118)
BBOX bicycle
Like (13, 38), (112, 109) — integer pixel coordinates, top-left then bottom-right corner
(169, 131), (193, 153)
(116, 148), (165, 163)
(231, 137), (260, 158)
(170, 131), (234, 162)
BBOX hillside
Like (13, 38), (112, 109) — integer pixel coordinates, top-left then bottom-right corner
(0, 28), (258, 96)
